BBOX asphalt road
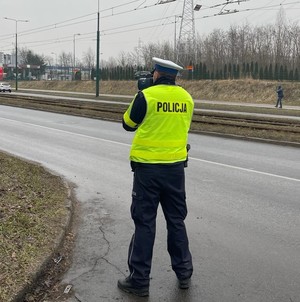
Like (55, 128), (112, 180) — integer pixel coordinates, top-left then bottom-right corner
(1, 105), (300, 302)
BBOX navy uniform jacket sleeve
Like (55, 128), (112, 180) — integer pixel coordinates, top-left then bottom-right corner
(122, 91), (147, 131)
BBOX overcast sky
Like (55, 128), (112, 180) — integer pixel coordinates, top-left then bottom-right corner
(1, 0), (299, 64)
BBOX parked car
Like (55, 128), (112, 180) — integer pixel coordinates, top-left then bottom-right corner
(0, 82), (12, 93)
(134, 70), (152, 80)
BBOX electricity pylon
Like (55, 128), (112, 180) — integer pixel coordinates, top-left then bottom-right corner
(177, 0), (196, 67)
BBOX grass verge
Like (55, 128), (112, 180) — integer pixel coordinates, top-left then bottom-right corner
(16, 79), (300, 106)
(0, 152), (72, 302)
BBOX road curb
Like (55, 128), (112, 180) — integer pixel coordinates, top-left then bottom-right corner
(12, 178), (76, 302)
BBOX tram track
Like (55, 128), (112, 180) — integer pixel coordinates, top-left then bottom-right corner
(1, 93), (299, 145)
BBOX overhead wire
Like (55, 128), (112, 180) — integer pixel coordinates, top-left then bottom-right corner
(0, 0), (179, 53)
(195, 1), (300, 20)
(5, 14), (176, 54)
(0, 1), (156, 39)
(0, 0), (170, 41)
(238, 0), (274, 22)
(238, 0), (300, 24)
(0, 13), (96, 39)
(149, 1), (173, 41)
(1, 0), (299, 56)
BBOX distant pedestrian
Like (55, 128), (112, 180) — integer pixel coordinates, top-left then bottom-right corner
(275, 85), (284, 108)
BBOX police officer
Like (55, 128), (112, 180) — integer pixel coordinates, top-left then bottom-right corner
(117, 57), (194, 297)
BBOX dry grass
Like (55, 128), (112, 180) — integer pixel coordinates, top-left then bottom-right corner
(0, 152), (70, 302)
(17, 79), (300, 105)
(180, 79), (300, 105)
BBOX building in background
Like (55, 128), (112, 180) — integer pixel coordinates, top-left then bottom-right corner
(0, 52), (13, 65)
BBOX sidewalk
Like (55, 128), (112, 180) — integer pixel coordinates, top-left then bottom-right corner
(196, 99), (300, 111)
(17, 88), (300, 111)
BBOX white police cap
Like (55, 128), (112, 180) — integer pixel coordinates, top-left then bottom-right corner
(152, 57), (183, 75)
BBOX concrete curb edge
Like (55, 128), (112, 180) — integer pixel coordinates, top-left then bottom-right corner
(12, 178), (76, 302)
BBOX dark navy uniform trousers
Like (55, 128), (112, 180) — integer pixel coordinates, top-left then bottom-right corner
(127, 162), (193, 287)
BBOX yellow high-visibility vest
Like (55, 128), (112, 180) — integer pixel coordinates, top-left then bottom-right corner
(126, 84), (194, 164)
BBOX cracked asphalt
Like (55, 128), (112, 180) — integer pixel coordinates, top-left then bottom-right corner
(1, 105), (300, 302)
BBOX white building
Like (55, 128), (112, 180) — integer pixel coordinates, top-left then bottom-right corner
(0, 52), (13, 66)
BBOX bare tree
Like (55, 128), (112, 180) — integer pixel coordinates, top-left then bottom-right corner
(82, 47), (95, 69)
(289, 23), (300, 69)
(59, 51), (72, 77)
(82, 47), (95, 80)
(117, 51), (132, 67)
(19, 47), (28, 64)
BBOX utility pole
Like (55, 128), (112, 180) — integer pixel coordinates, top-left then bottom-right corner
(4, 17), (29, 91)
(177, 0), (197, 66)
(73, 33), (80, 80)
(96, 0), (100, 97)
(174, 15), (182, 57)
(136, 38), (143, 67)
(51, 52), (57, 80)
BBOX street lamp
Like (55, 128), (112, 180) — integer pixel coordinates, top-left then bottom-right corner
(4, 17), (29, 91)
(194, 4), (202, 11)
(51, 52), (57, 80)
(174, 15), (182, 55)
(73, 33), (80, 80)
(96, 0), (100, 97)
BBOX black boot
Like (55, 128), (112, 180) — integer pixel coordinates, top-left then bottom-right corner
(178, 277), (191, 289)
(117, 276), (149, 297)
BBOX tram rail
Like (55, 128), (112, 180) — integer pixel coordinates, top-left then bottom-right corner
(1, 94), (299, 145)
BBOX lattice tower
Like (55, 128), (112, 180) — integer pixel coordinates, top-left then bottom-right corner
(177, 0), (196, 66)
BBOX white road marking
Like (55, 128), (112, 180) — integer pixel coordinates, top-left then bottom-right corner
(0, 116), (129, 147)
(190, 157), (300, 182)
(1, 116), (299, 182)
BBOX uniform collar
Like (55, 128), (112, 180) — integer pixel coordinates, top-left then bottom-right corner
(153, 76), (176, 86)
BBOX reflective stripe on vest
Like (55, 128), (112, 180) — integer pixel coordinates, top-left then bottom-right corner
(130, 84), (194, 164)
